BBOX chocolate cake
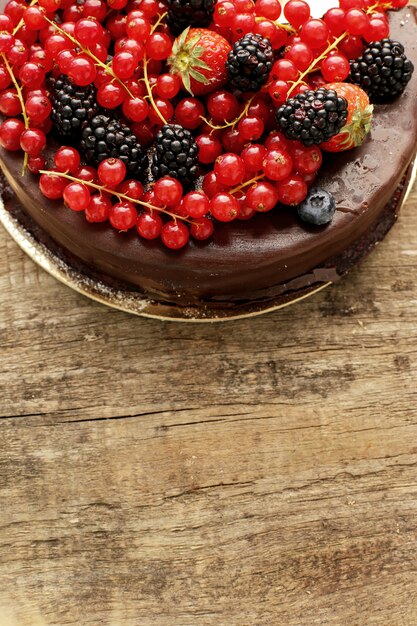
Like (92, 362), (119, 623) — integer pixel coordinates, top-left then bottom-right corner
(0, 1), (416, 316)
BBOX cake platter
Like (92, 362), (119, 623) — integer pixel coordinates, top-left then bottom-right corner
(1, 157), (416, 322)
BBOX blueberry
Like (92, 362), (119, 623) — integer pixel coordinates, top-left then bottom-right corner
(297, 188), (336, 226)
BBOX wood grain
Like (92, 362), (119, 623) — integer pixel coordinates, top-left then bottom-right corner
(1, 23), (417, 626)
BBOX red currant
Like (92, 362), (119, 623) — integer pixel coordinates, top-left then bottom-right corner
(161, 220), (190, 249)
(74, 18), (104, 46)
(207, 90), (239, 123)
(196, 133), (222, 164)
(117, 179), (144, 200)
(246, 181), (279, 212)
(255, 0), (281, 20)
(268, 79), (290, 106)
(75, 165), (99, 184)
(115, 38), (145, 63)
(85, 194), (112, 222)
(0, 89), (21, 116)
(241, 143), (267, 173)
(237, 116), (264, 141)
(112, 51), (137, 80)
(54, 146), (81, 174)
(321, 53), (350, 82)
(324, 8), (346, 36)
(109, 201), (138, 230)
(214, 153), (245, 186)
(148, 98), (174, 126)
(276, 174), (307, 205)
(126, 15), (151, 40)
(20, 127), (46, 155)
(123, 96), (149, 122)
(202, 171), (228, 198)
(231, 13), (255, 37)
(344, 8), (369, 36)
(27, 154), (46, 174)
(285, 42), (314, 71)
(214, 1), (237, 28)
(284, 0), (310, 28)
(300, 19), (329, 49)
(98, 158), (127, 187)
(190, 217), (214, 241)
(175, 98), (205, 130)
(39, 170), (67, 199)
(154, 176), (183, 206)
(210, 193), (239, 222)
(83, 0), (107, 21)
(291, 144), (322, 175)
(263, 149), (293, 181)
(155, 73), (181, 99)
(64, 182), (91, 211)
(25, 94), (51, 123)
(0, 117), (24, 150)
(271, 58), (298, 82)
(137, 211), (163, 239)
(97, 82), (125, 109)
(183, 191), (210, 218)
(146, 32), (172, 61)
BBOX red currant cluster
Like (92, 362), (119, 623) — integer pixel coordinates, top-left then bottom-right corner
(0, 0), (408, 249)
(37, 127), (321, 248)
(266, 0), (407, 105)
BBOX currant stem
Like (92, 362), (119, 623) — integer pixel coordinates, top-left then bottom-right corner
(151, 11), (168, 34)
(254, 16), (296, 34)
(142, 55), (168, 125)
(43, 17), (134, 99)
(287, 31), (348, 98)
(12, 0), (38, 36)
(38, 170), (190, 222)
(229, 174), (265, 195)
(1, 52), (29, 175)
(201, 95), (255, 133)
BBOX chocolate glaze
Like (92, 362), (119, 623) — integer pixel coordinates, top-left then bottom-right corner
(1, 8), (417, 307)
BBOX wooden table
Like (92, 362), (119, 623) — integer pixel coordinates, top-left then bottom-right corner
(2, 23), (417, 626)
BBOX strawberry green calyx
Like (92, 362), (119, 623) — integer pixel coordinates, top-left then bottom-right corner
(167, 27), (231, 96)
(340, 100), (374, 149)
(168, 27), (210, 95)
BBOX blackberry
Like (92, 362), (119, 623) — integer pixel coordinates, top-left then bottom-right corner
(80, 114), (148, 180)
(276, 88), (348, 147)
(226, 33), (273, 93)
(152, 124), (199, 188)
(51, 74), (97, 138)
(166, 0), (216, 36)
(349, 39), (414, 102)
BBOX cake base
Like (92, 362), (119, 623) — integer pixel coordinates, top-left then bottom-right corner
(1, 159), (415, 322)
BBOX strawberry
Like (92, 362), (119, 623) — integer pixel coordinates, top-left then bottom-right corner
(168, 27), (232, 96)
(321, 82), (374, 153)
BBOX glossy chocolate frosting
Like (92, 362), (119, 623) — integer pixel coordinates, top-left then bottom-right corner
(1, 7), (417, 306)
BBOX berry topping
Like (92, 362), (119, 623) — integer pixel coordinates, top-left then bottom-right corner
(168, 27), (231, 96)
(349, 38), (414, 102)
(0, 0), (414, 252)
(152, 124), (199, 188)
(276, 87), (348, 147)
(51, 74), (97, 138)
(226, 33), (274, 93)
(80, 114), (148, 180)
(320, 82), (373, 152)
(166, 0), (216, 37)
(297, 187), (336, 225)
